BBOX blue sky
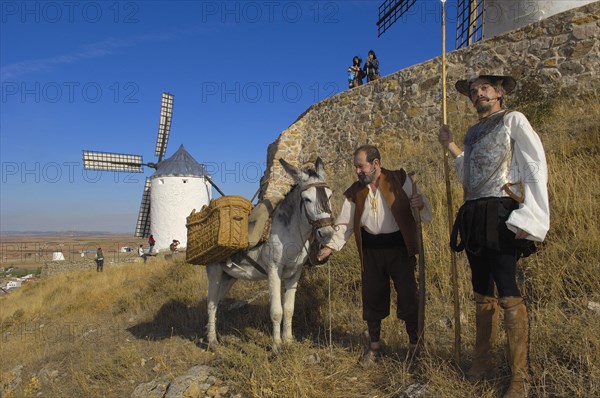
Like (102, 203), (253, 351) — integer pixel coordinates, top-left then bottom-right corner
(1, 0), (458, 232)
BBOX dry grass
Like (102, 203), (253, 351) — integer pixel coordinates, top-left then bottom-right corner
(1, 98), (599, 397)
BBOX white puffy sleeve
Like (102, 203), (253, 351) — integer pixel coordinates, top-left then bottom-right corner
(505, 112), (550, 242)
(326, 198), (356, 252)
(454, 153), (465, 184)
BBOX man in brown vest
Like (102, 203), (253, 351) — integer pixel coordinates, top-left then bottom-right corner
(318, 145), (432, 364)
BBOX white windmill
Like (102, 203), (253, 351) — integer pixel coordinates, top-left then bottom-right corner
(378, 1), (595, 48)
(454, 0), (596, 48)
(82, 92), (213, 251)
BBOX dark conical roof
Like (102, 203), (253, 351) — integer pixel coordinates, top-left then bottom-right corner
(153, 145), (206, 177)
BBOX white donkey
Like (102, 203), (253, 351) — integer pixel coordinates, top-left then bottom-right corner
(206, 157), (335, 348)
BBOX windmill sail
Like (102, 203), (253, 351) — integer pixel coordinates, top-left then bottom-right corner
(456, 0), (484, 48)
(134, 177), (152, 238)
(82, 150), (144, 173)
(376, 0), (417, 37)
(155, 92), (174, 162)
(82, 92), (175, 239)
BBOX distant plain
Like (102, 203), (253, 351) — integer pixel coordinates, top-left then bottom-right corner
(0, 233), (143, 271)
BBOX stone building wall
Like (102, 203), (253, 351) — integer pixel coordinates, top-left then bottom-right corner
(41, 255), (144, 277)
(260, 2), (599, 199)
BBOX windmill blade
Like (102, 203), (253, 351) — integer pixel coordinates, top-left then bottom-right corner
(376, 0), (417, 37)
(456, 0), (484, 48)
(134, 178), (152, 238)
(155, 92), (174, 162)
(82, 150), (144, 173)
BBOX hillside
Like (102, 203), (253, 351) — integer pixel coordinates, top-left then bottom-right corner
(1, 98), (599, 397)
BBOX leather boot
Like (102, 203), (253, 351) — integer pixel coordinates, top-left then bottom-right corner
(466, 293), (499, 380)
(500, 297), (530, 398)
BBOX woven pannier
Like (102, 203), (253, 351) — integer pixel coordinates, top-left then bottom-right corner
(186, 196), (253, 265)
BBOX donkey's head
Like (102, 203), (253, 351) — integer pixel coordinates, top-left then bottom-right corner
(279, 157), (335, 244)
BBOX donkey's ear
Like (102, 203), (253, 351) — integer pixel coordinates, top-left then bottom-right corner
(279, 158), (303, 183)
(315, 157), (326, 179)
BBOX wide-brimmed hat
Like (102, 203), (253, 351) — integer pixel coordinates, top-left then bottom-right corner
(455, 74), (517, 97)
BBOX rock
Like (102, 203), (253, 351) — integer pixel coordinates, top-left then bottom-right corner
(183, 380), (202, 397)
(540, 68), (562, 81)
(420, 76), (439, 92)
(587, 301), (600, 313)
(206, 385), (221, 396)
(144, 366), (212, 398)
(404, 383), (427, 398)
(131, 379), (170, 398)
(199, 383), (211, 392)
(304, 352), (321, 365)
(572, 22), (597, 41)
(206, 375), (218, 385)
(559, 61), (585, 75)
(369, 113), (383, 129)
(165, 376), (197, 398)
(572, 40), (595, 58)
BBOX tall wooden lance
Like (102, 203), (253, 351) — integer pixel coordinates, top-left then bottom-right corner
(376, 0), (461, 362)
(440, 0), (462, 363)
(409, 172), (426, 347)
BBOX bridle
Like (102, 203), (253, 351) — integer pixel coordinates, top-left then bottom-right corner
(300, 181), (335, 234)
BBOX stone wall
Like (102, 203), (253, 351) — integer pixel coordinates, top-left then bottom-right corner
(260, 1), (599, 199)
(41, 255), (147, 277)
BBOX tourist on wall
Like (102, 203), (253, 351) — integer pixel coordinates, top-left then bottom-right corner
(348, 56), (364, 89)
(363, 50), (380, 82)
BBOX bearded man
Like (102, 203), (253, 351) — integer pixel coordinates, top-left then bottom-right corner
(439, 74), (549, 398)
(318, 144), (432, 364)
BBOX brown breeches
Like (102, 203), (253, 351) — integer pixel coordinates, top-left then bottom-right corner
(361, 243), (418, 343)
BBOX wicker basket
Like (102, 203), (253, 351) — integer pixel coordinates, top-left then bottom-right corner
(186, 196), (253, 265)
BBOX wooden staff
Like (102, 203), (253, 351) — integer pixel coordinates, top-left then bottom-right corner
(441, 0), (461, 363)
(409, 172), (426, 347)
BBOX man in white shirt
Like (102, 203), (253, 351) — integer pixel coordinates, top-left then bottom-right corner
(138, 244), (147, 263)
(439, 74), (549, 398)
(318, 145), (432, 364)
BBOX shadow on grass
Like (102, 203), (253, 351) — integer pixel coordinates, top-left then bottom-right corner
(126, 273), (357, 350)
(126, 297), (276, 344)
(127, 299), (205, 340)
